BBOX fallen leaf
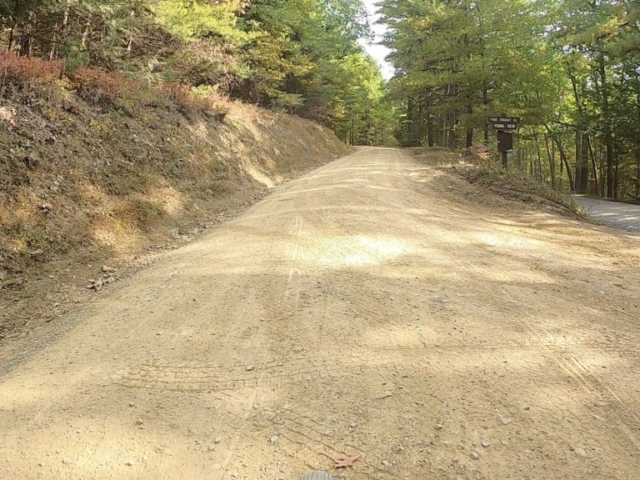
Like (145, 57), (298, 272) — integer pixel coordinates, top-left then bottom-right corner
(335, 454), (360, 468)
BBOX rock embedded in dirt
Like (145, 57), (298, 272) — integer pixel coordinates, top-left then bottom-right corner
(470, 451), (480, 460)
(375, 392), (393, 400)
(499, 416), (511, 425)
(87, 279), (104, 291)
(481, 440), (490, 448)
(246, 365), (256, 371)
(270, 435), (279, 444)
(382, 460), (391, 467)
(574, 447), (587, 457)
(435, 424), (443, 430)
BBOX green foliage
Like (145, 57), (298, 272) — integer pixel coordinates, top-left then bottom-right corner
(59, 39), (89, 75)
(155, 0), (246, 42)
(0, 0), (42, 22)
(0, 0), (393, 144)
(381, 0), (640, 200)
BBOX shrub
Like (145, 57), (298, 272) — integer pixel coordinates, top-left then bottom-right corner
(0, 53), (63, 95)
(165, 83), (212, 118)
(70, 67), (138, 105)
(476, 158), (582, 214)
(114, 198), (165, 232)
(0, 53), (231, 120)
(193, 85), (231, 119)
(166, 83), (232, 120)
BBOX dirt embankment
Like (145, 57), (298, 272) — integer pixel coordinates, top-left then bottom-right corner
(0, 97), (348, 342)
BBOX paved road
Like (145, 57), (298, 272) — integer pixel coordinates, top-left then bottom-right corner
(575, 196), (640, 232)
(1, 148), (640, 479)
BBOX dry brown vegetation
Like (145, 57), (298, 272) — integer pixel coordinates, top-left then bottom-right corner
(0, 75), (348, 343)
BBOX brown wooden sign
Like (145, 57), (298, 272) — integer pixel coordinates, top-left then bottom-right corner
(489, 116), (520, 167)
(489, 116), (520, 132)
(489, 116), (520, 124)
(497, 130), (513, 153)
(491, 123), (517, 131)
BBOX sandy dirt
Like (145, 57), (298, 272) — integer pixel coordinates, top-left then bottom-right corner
(1, 147), (640, 480)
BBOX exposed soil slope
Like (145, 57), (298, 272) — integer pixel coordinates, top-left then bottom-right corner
(1, 147), (639, 479)
(0, 99), (348, 343)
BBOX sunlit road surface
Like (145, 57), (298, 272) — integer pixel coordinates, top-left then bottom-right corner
(1, 147), (640, 479)
(575, 195), (640, 232)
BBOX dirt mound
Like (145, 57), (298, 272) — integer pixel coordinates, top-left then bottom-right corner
(409, 148), (582, 218)
(0, 96), (348, 344)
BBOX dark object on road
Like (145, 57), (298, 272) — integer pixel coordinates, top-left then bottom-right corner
(297, 471), (339, 480)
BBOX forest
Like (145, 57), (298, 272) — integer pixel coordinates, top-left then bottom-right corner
(0, 0), (395, 145)
(2, 0), (640, 200)
(380, 0), (640, 200)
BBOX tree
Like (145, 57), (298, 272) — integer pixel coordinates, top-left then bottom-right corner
(378, 0), (640, 200)
(0, 0), (393, 144)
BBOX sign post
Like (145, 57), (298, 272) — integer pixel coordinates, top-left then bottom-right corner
(488, 116), (520, 168)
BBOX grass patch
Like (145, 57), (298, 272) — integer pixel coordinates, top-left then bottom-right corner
(113, 199), (166, 232)
(472, 160), (583, 215)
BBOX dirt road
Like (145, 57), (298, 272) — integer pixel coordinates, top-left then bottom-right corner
(1, 147), (640, 480)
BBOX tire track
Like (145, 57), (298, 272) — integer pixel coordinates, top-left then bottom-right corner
(525, 322), (640, 452)
(112, 342), (634, 393)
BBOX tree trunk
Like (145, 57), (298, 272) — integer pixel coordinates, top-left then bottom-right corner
(127, 10), (135, 56)
(482, 85), (489, 145)
(597, 53), (614, 198)
(614, 154), (619, 200)
(465, 127), (473, 149)
(636, 155), (640, 201)
(586, 135), (600, 197)
(81, 17), (92, 50)
(49, 21), (60, 60)
(545, 126), (574, 192)
(426, 112), (434, 147)
(7, 20), (17, 52)
(465, 102), (473, 148)
(567, 64), (593, 194)
(544, 132), (556, 189)
(575, 131), (589, 194)
(534, 130), (544, 182)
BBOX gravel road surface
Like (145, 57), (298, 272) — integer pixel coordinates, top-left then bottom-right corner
(1, 147), (640, 479)
(575, 196), (640, 232)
